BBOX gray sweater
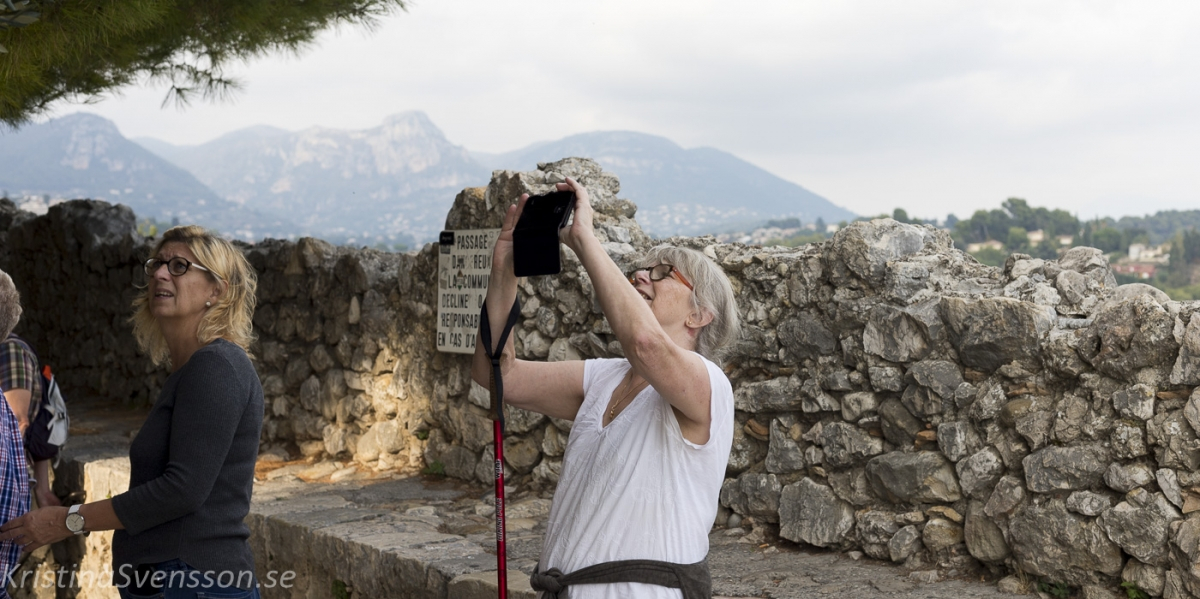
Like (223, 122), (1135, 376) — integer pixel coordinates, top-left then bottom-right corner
(111, 339), (264, 588)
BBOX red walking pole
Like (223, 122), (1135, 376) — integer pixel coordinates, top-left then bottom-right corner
(494, 420), (508, 599)
(481, 298), (520, 599)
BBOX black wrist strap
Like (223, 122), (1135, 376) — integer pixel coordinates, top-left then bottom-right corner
(479, 298), (521, 428)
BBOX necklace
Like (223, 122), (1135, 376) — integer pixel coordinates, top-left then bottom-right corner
(608, 372), (647, 420)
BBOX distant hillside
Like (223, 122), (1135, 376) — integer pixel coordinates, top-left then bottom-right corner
(139, 112), (490, 246)
(475, 131), (855, 236)
(1112, 210), (1200, 245)
(0, 113), (295, 239)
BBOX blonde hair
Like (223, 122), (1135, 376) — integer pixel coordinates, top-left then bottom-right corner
(640, 245), (741, 363)
(131, 226), (258, 366)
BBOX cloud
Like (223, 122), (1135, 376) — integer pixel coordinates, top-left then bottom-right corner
(48, 0), (1200, 220)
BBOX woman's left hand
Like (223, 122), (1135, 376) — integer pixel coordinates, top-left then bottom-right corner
(558, 177), (596, 254)
(0, 506), (71, 552)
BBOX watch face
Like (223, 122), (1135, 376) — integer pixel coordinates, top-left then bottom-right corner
(66, 512), (84, 533)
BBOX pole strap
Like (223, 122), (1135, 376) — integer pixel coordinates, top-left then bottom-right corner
(479, 298), (521, 429)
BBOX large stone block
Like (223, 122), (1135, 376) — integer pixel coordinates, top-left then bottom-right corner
(734, 375), (803, 412)
(1079, 294), (1179, 381)
(862, 300), (943, 363)
(827, 218), (940, 287)
(720, 472), (783, 522)
(956, 448), (1004, 500)
(777, 313), (837, 360)
(909, 360), (964, 399)
(1023, 445), (1109, 493)
(878, 398), (922, 447)
(779, 478), (855, 548)
(865, 451), (961, 504)
(766, 419), (806, 474)
(1098, 490), (1182, 567)
(1008, 499), (1124, 585)
(820, 422), (883, 469)
(965, 501), (1009, 563)
(1171, 313), (1200, 385)
(1147, 410), (1200, 471)
(938, 421), (982, 462)
(940, 296), (1055, 373)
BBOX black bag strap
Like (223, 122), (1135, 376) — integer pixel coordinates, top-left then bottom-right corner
(478, 298), (521, 429)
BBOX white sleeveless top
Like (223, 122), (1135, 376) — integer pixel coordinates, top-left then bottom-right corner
(538, 356), (735, 599)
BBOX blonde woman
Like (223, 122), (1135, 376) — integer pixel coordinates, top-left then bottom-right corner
(1, 226), (264, 599)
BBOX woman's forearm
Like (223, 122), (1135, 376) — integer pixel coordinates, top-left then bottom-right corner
(573, 235), (672, 365)
(471, 249), (520, 386)
(79, 499), (124, 532)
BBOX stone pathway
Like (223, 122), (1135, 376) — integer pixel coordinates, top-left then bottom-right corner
(53, 403), (1029, 599)
(252, 461), (1028, 599)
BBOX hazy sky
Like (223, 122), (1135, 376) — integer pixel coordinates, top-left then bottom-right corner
(52, 0), (1200, 222)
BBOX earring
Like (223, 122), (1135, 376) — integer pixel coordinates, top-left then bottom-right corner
(205, 301), (212, 307)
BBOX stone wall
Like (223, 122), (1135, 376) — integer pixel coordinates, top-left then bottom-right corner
(0, 200), (164, 405)
(5, 159), (1200, 595)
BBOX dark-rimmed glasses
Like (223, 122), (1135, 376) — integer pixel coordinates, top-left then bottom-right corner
(144, 257), (219, 279)
(626, 263), (693, 290)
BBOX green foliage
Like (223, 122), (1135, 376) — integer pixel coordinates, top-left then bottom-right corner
(766, 231), (829, 247)
(1114, 210), (1200, 244)
(414, 430), (429, 441)
(954, 197), (1080, 245)
(331, 579), (350, 599)
(970, 246), (1006, 267)
(1157, 283), (1200, 301)
(1120, 581), (1150, 599)
(422, 460), (445, 476)
(1037, 581), (1073, 599)
(0, 0), (407, 126)
(1006, 226), (1029, 253)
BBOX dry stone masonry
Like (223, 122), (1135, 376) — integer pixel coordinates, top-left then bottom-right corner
(4, 158), (1200, 596)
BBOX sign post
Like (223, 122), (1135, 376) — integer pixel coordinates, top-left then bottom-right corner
(437, 229), (500, 355)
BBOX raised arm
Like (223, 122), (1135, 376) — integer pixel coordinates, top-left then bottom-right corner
(557, 178), (715, 443)
(470, 196), (585, 421)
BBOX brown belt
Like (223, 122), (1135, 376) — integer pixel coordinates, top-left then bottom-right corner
(530, 558), (710, 599)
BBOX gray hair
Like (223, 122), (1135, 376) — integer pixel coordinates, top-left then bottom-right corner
(0, 269), (22, 339)
(640, 245), (741, 363)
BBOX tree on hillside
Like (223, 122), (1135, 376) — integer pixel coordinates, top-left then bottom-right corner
(1165, 229), (1200, 287)
(953, 198), (1080, 244)
(1006, 227), (1029, 253)
(1115, 210), (1200, 245)
(1, 0), (406, 126)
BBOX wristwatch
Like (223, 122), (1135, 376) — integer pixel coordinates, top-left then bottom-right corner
(65, 504), (86, 535)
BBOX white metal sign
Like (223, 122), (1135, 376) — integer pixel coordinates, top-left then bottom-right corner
(437, 228), (500, 354)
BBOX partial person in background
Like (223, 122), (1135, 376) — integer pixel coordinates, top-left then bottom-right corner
(1, 226), (264, 599)
(0, 329), (62, 510)
(0, 270), (30, 598)
(472, 178), (741, 599)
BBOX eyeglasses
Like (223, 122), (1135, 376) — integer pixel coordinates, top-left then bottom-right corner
(626, 263), (693, 290)
(144, 257), (219, 279)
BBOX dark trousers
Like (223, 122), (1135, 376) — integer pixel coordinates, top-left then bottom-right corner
(117, 559), (260, 599)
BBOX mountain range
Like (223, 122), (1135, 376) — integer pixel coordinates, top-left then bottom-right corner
(1, 111), (855, 244)
(0, 113), (296, 239)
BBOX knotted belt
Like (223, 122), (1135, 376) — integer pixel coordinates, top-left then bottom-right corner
(530, 559), (711, 599)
